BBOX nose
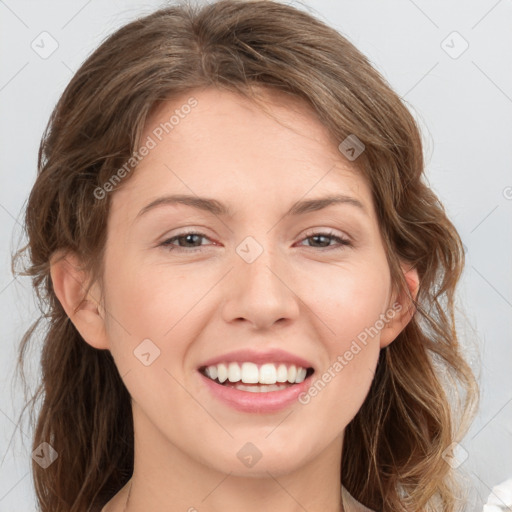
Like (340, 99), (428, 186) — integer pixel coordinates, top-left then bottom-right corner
(221, 241), (300, 330)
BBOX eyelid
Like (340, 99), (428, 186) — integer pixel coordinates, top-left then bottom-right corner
(300, 227), (351, 242)
(158, 230), (216, 250)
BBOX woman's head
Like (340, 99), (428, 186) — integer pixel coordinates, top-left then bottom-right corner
(14, 1), (477, 511)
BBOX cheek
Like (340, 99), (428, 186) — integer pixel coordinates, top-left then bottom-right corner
(297, 258), (389, 407)
(106, 251), (196, 330)
(304, 257), (391, 347)
(101, 263), (198, 421)
(101, 257), (196, 376)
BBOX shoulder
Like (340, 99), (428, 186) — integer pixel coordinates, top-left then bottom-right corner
(341, 485), (375, 512)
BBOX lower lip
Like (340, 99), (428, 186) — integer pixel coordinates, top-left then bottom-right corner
(198, 371), (313, 413)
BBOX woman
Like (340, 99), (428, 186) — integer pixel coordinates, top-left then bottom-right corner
(13, 1), (478, 510)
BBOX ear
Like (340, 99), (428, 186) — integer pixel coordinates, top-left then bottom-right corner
(379, 262), (419, 349)
(50, 250), (109, 350)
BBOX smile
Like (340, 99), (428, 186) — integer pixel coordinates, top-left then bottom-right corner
(198, 361), (315, 413)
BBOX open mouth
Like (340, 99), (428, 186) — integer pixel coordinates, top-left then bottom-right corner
(198, 362), (315, 393)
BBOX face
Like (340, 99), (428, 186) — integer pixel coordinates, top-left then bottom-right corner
(66, 87), (413, 479)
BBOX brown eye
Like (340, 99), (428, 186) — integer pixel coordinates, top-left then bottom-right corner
(160, 231), (210, 252)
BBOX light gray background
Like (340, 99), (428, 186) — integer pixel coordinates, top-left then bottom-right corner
(1, 0), (511, 510)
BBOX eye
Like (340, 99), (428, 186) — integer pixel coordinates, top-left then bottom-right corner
(296, 230), (352, 251)
(159, 229), (351, 253)
(159, 231), (212, 252)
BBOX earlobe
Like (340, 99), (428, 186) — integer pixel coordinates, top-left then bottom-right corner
(379, 263), (420, 349)
(50, 250), (109, 350)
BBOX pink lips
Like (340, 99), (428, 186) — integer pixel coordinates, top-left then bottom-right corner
(198, 371), (313, 413)
(197, 348), (315, 413)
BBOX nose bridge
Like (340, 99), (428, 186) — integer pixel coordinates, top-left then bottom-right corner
(236, 233), (285, 292)
(223, 233), (299, 326)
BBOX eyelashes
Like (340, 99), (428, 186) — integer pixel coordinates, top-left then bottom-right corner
(159, 229), (352, 253)
(159, 232), (210, 252)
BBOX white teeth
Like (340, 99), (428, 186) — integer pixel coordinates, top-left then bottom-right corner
(228, 362), (241, 382)
(217, 363), (228, 383)
(240, 362), (259, 383)
(296, 367), (307, 383)
(287, 365), (297, 383)
(203, 362), (310, 385)
(276, 364), (288, 383)
(259, 363), (277, 384)
(234, 383), (290, 393)
(205, 365), (218, 380)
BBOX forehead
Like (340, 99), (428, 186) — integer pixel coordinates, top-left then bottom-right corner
(111, 87), (374, 221)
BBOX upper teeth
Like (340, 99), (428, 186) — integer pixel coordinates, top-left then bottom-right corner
(204, 362), (309, 385)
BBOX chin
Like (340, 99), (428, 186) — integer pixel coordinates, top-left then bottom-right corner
(195, 438), (320, 478)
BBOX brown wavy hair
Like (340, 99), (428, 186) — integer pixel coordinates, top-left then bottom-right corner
(12, 0), (478, 510)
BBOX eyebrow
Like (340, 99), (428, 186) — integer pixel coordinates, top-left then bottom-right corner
(135, 193), (367, 220)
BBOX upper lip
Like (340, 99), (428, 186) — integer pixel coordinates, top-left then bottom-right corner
(198, 348), (315, 370)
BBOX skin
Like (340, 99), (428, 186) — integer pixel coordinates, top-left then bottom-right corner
(51, 87), (418, 512)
